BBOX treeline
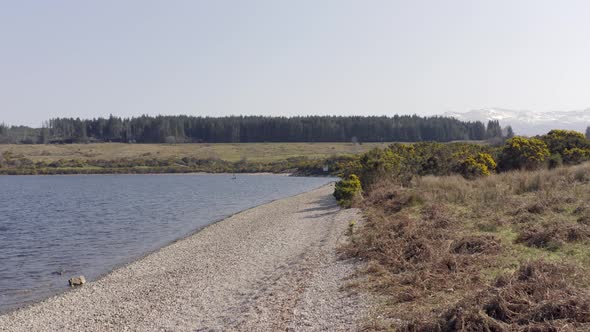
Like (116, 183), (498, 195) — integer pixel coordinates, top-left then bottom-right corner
(0, 125), (41, 144)
(1, 115), (507, 144)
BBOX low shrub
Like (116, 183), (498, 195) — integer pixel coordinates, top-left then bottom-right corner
(456, 152), (497, 179)
(333, 174), (362, 208)
(498, 137), (550, 171)
(564, 147), (590, 164)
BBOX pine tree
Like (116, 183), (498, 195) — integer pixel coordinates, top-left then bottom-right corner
(505, 126), (515, 138)
(486, 120), (503, 138)
(40, 121), (50, 144)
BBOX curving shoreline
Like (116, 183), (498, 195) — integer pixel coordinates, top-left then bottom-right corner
(0, 184), (369, 331)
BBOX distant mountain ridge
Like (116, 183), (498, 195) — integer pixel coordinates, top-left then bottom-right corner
(444, 108), (590, 136)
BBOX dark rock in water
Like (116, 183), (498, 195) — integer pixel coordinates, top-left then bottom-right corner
(52, 268), (67, 276)
(68, 276), (86, 287)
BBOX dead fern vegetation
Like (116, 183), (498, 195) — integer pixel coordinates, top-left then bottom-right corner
(342, 163), (590, 331)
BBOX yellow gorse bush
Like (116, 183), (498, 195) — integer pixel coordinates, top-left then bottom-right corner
(459, 153), (496, 178)
(499, 137), (550, 170)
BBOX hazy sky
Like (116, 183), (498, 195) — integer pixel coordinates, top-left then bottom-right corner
(2, 0), (590, 126)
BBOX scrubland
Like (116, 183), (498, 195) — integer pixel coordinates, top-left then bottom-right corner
(343, 163), (590, 331)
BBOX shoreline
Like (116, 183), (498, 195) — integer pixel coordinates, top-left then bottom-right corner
(0, 184), (369, 331)
(0, 171), (301, 177)
(0, 170), (337, 177)
(0, 171), (298, 177)
(0, 180), (335, 316)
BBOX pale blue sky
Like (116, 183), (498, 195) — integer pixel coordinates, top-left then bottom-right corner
(2, 0), (590, 126)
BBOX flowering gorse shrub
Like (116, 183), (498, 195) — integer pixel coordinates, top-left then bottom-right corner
(458, 153), (497, 178)
(540, 130), (590, 165)
(334, 174), (362, 208)
(499, 137), (550, 171)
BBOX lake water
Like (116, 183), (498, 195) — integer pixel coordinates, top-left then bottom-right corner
(0, 174), (335, 313)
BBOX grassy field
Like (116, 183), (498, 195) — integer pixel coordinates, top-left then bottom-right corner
(344, 163), (590, 330)
(0, 142), (394, 175)
(0, 142), (388, 163)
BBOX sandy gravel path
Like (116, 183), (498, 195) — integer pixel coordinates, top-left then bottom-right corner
(0, 184), (369, 331)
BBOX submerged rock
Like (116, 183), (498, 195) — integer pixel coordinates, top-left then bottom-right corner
(68, 276), (86, 287)
(52, 268), (67, 276)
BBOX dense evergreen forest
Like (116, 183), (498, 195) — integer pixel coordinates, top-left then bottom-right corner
(0, 115), (506, 144)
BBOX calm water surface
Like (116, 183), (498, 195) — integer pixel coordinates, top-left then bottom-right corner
(0, 174), (335, 312)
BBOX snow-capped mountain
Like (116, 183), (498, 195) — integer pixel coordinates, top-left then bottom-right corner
(444, 108), (590, 136)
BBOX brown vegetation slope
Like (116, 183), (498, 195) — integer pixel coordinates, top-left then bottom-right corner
(343, 163), (590, 331)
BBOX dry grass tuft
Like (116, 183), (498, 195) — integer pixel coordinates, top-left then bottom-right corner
(422, 203), (455, 229)
(515, 226), (563, 250)
(516, 223), (590, 250)
(451, 235), (501, 255)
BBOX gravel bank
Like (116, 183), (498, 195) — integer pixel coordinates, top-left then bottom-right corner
(0, 184), (369, 331)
